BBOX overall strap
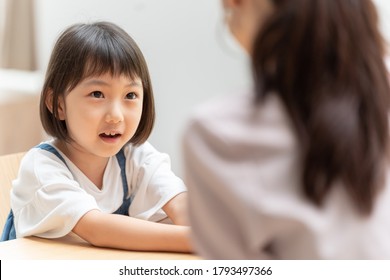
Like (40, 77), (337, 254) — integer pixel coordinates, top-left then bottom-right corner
(36, 143), (68, 168)
(38, 143), (129, 204)
(113, 148), (131, 215)
(1, 143), (67, 241)
(0, 211), (15, 241)
(1, 144), (131, 241)
(115, 149), (129, 201)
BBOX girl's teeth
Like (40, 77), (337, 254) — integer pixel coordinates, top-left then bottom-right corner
(101, 132), (120, 138)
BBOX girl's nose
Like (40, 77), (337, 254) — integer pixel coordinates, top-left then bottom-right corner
(105, 102), (124, 123)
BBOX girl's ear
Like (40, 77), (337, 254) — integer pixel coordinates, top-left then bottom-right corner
(45, 89), (66, 120)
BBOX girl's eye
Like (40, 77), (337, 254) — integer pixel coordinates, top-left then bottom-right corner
(90, 91), (104, 98)
(126, 92), (137, 100)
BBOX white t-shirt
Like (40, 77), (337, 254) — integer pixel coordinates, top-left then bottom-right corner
(11, 140), (187, 239)
(182, 91), (390, 259)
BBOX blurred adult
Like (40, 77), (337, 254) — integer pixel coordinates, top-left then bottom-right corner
(182, 0), (390, 259)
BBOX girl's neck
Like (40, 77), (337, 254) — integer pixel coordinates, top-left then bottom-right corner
(54, 140), (108, 190)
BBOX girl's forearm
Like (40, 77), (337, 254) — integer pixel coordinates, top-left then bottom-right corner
(72, 210), (192, 253)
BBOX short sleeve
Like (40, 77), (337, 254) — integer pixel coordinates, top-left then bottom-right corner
(126, 142), (187, 222)
(11, 149), (99, 238)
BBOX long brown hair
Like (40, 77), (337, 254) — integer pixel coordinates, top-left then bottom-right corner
(252, 0), (390, 215)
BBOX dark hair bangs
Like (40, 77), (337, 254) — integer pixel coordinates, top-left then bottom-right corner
(66, 23), (146, 92)
(82, 39), (142, 80)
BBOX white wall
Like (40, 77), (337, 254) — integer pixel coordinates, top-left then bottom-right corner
(34, 0), (251, 175)
(374, 0), (390, 46)
(34, 0), (390, 175)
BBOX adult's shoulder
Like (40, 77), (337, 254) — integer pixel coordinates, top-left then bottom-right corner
(188, 91), (253, 123)
(184, 90), (294, 150)
(185, 91), (251, 139)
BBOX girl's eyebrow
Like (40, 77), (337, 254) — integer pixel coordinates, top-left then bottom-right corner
(83, 79), (142, 88)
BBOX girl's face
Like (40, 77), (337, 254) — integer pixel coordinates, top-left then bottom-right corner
(56, 72), (143, 160)
(223, 0), (274, 54)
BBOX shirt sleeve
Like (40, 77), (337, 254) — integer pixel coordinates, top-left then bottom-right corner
(126, 142), (187, 222)
(11, 149), (99, 239)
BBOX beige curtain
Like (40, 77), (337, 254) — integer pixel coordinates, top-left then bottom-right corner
(0, 0), (36, 70)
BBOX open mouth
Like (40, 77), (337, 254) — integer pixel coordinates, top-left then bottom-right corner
(99, 132), (121, 139)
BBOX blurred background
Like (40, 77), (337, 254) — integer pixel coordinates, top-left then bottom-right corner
(0, 0), (389, 176)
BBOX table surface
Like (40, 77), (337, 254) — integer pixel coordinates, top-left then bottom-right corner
(0, 233), (200, 260)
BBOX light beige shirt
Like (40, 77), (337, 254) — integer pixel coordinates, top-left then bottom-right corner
(182, 91), (390, 259)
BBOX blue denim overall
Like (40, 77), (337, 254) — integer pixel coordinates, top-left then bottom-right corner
(1, 143), (130, 241)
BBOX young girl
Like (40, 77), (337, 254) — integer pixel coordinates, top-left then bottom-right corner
(2, 21), (191, 253)
(183, 0), (390, 259)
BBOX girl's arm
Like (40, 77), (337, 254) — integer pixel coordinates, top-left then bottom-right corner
(72, 209), (192, 253)
(162, 192), (189, 226)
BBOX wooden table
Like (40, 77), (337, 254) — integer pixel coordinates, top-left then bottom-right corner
(0, 233), (200, 260)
